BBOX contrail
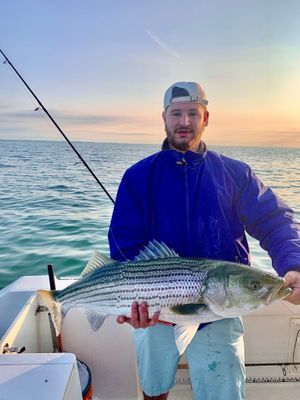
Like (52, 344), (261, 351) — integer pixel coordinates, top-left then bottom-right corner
(146, 29), (180, 58)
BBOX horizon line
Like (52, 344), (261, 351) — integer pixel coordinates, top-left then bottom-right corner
(0, 138), (299, 150)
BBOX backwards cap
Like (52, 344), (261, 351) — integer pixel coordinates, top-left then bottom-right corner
(164, 81), (208, 110)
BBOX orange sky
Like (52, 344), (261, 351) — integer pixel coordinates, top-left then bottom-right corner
(1, 1), (300, 148)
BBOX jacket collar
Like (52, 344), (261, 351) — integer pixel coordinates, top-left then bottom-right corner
(161, 139), (207, 165)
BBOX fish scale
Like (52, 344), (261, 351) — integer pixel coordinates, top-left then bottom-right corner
(57, 271), (205, 313)
(56, 257), (207, 310)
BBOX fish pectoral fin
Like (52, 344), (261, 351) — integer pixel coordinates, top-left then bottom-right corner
(174, 323), (200, 356)
(171, 303), (208, 315)
(80, 308), (108, 332)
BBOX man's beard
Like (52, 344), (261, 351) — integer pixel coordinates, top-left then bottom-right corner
(167, 136), (191, 151)
(165, 125), (205, 152)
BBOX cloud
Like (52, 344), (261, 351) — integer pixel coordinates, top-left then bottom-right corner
(0, 108), (146, 126)
(0, 108), (162, 142)
(0, 104), (14, 110)
(0, 109), (132, 125)
(264, 130), (300, 147)
(92, 131), (153, 137)
(207, 129), (300, 148)
(146, 29), (180, 58)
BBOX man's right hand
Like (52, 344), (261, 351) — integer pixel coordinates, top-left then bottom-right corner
(116, 301), (173, 329)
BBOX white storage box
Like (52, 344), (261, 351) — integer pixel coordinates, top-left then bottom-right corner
(0, 353), (82, 400)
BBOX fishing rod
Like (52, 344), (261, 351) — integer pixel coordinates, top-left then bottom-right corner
(0, 48), (115, 205)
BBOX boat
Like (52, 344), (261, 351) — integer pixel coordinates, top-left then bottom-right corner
(1, 272), (300, 399)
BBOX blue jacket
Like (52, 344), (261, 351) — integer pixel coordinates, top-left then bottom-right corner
(108, 145), (300, 276)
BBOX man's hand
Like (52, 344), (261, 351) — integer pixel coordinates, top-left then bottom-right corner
(284, 270), (300, 305)
(116, 301), (173, 329)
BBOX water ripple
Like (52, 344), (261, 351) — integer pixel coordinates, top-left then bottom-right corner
(0, 140), (299, 289)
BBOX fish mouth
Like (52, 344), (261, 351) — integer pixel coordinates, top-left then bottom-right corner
(264, 283), (292, 305)
(276, 286), (293, 300)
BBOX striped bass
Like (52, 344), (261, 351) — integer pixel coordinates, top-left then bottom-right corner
(38, 241), (291, 355)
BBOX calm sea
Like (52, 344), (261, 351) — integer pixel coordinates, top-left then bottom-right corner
(0, 140), (299, 290)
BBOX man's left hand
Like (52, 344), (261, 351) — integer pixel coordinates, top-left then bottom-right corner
(284, 270), (300, 305)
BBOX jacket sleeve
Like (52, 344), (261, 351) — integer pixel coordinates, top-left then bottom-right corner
(239, 166), (300, 276)
(108, 170), (147, 261)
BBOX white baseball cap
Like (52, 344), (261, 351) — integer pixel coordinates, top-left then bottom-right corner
(164, 81), (208, 110)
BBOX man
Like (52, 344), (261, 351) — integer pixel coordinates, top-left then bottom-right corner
(108, 82), (300, 400)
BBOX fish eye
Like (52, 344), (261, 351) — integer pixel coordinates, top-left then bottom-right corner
(250, 280), (261, 290)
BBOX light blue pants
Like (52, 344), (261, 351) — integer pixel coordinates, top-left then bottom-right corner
(132, 318), (245, 399)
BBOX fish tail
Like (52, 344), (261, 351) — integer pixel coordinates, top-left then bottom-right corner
(38, 289), (62, 336)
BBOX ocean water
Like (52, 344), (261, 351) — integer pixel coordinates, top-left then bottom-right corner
(0, 140), (299, 290)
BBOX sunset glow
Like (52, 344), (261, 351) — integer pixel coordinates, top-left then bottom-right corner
(1, 1), (299, 147)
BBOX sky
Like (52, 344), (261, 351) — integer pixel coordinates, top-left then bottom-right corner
(0, 0), (300, 147)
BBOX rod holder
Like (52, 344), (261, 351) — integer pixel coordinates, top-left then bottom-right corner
(47, 264), (56, 290)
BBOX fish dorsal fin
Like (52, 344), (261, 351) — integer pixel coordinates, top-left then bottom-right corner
(133, 240), (179, 261)
(174, 322), (200, 355)
(81, 251), (115, 277)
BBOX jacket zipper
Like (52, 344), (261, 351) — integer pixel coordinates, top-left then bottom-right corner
(184, 160), (191, 254)
(177, 157), (191, 253)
